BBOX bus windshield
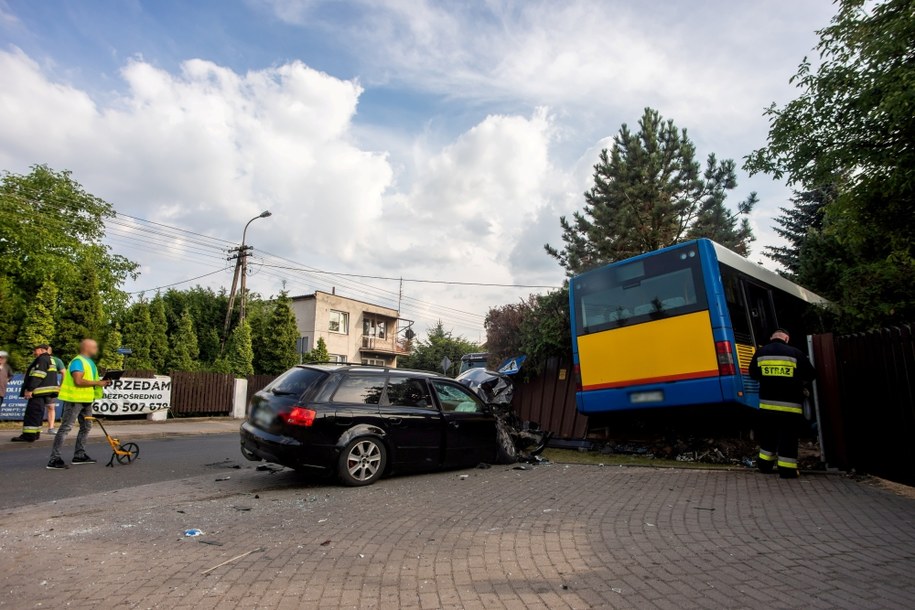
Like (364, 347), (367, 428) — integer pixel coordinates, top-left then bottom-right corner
(573, 245), (707, 336)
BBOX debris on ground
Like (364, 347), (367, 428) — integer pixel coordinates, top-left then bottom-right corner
(320, 540), (331, 546)
(256, 464), (283, 473)
(201, 548), (264, 575)
(458, 474), (469, 480)
(214, 476), (231, 481)
(512, 465), (528, 471)
(184, 529), (204, 537)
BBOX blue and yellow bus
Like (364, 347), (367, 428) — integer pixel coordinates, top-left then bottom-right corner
(569, 239), (828, 414)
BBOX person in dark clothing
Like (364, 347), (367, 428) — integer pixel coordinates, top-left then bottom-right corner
(12, 344), (60, 442)
(749, 329), (816, 478)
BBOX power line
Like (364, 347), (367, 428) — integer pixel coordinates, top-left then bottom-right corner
(258, 263), (559, 289)
(128, 267), (232, 295)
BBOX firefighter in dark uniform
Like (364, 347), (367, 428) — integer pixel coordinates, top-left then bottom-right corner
(749, 329), (816, 478)
(11, 344), (60, 442)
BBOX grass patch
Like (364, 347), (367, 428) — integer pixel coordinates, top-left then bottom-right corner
(541, 448), (741, 470)
(0, 421), (23, 430)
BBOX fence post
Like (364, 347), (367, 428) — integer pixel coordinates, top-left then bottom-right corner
(232, 378), (248, 419)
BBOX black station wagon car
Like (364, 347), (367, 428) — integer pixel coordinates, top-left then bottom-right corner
(240, 364), (504, 485)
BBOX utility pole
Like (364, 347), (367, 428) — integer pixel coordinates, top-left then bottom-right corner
(221, 211), (272, 350)
(397, 277), (403, 314)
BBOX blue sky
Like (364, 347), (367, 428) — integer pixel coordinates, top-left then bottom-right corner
(0, 1), (837, 337)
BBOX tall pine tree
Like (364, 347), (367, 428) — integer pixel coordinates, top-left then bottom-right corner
(148, 295), (170, 373)
(18, 278), (58, 356)
(546, 107), (756, 274)
(168, 309), (200, 372)
(121, 301), (155, 370)
(217, 320), (254, 377)
(764, 187), (834, 277)
(259, 291), (300, 374)
(55, 257), (105, 359)
(98, 325), (125, 370)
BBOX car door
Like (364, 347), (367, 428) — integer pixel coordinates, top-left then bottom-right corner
(378, 375), (444, 471)
(329, 373), (386, 430)
(430, 379), (498, 467)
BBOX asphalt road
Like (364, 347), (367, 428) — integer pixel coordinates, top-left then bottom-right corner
(0, 433), (258, 509)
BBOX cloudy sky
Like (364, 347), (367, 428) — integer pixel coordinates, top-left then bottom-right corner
(0, 0), (835, 339)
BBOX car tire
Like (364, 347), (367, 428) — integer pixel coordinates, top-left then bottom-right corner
(494, 420), (518, 464)
(338, 437), (387, 486)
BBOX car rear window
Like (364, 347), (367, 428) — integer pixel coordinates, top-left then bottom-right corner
(332, 375), (385, 405)
(264, 367), (327, 398)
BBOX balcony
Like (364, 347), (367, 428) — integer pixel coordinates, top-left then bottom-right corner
(361, 336), (411, 355)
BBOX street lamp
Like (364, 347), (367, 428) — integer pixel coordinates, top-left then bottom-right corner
(223, 210), (272, 343)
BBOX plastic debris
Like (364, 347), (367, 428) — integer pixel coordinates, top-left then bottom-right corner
(512, 465), (528, 471)
(458, 474), (470, 480)
(611, 587), (623, 594)
(214, 476), (231, 481)
(184, 529), (204, 537)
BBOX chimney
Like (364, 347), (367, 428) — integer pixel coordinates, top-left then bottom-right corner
(332, 286), (336, 295)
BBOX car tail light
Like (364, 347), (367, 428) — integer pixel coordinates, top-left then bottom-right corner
(573, 364), (582, 392)
(716, 341), (736, 376)
(282, 406), (316, 427)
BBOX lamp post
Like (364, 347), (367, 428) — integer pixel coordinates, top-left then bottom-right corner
(223, 210), (272, 344)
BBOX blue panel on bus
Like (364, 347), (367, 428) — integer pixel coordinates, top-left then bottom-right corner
(576, 376), (725, 413)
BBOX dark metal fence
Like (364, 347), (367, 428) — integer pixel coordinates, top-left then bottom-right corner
(814, 325), (915, 485)
(512, 356), (588, 440)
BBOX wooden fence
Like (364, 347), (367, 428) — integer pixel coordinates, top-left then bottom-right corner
(246, 374), (277, 405)
(169, 371), (237, 416)
(512, 356), (588, 440)
(814, 325), (915, 485)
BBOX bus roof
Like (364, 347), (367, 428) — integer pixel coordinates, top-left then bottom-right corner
(571, 239), (830, 307)
(710, 241), (830, 306)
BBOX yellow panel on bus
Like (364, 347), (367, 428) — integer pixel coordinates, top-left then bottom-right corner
(578, 310), (718, 390)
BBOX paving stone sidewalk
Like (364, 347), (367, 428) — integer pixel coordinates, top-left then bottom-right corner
(0, 464), (913, 609)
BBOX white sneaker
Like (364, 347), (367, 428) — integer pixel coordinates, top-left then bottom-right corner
(47, 428), (56, 434)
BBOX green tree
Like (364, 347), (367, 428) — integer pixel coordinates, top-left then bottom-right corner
(546, 107), (756, 274)
(121, 301), (155, 370)
(0, 165), (137, 340)
(199, 327), (222, 368)
(98, 325), (125, 370)
(745, 0), (915, 329)
(168, 309), (200, 372)
(398, 322), (479, 376)
(17, 278), (58, 357)
(55, 256), (105, 359)
(219, 319), (254, 377)
(148, 295), (170, 372)
(257, 291), (300, 374)
(764, 187), (833, 278)
(301, 337), (330, 364)
(486, 288), (572, 376)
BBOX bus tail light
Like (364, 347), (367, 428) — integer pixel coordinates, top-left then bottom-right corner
(573, 364), (582, 392)
(716, 341), (736, 376)
(281, 406), (316, 427)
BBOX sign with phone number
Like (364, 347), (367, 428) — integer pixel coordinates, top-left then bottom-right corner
(0, 375), (171, 419)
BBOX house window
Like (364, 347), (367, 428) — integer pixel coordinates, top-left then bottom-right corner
(362, 317), (386, 339)
(329, 310), (349, 334)
(361, 358), (385, 366)
(329, 354), (347, 363)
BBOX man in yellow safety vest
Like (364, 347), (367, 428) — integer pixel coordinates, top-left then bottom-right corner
(47, 339), (111, 470)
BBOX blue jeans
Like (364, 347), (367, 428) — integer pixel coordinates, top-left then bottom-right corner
(50, 401), (93, 460)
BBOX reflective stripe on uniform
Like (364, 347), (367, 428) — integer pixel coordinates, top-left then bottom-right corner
(758, 357), (797, 378)
(758, 450), (776, 462)
(760, 400), (803, 414)
(33, 386), (60, 396)
(22, 426), (41, 433)
(28, 370), (47, 378)
(778, 458), (798, 469)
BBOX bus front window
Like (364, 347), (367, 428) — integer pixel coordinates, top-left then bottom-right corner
(574, 246), (708, 335)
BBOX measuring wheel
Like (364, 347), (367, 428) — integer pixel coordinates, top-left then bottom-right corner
(116, 442), (140, 465)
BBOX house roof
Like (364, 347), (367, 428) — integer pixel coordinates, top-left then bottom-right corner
(291, 290), (400, 316)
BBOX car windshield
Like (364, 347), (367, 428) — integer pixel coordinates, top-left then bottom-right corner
(264, 367), (327, 397)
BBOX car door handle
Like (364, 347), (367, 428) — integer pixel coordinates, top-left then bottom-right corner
(448, 421), (459, 429)
(388, 417), (403, 425)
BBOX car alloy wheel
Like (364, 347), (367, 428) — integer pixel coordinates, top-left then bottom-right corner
(339, 437), (387, 486)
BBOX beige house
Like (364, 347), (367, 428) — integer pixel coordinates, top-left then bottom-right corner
(290, 291), (410, 367)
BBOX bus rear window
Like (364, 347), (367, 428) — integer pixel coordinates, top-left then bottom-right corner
(573, 246), (708, 335)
